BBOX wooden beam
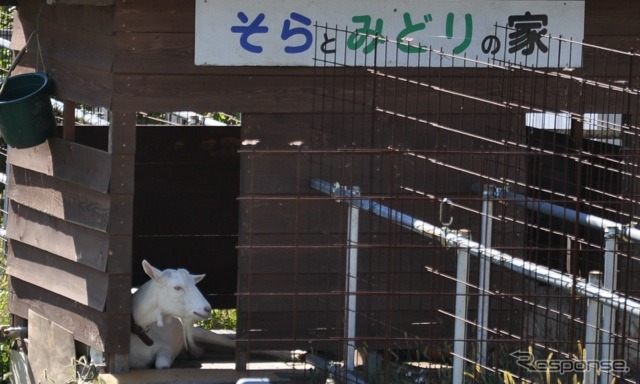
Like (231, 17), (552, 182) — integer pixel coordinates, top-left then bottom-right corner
(105, 112), (137, 374)
(63, 100), (76, 141)
(46, 0), (114, 5)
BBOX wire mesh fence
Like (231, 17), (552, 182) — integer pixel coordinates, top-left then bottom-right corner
(239, 23), (640, 383)
(0, 6), (14, 245)
(314, 25), (640, 383)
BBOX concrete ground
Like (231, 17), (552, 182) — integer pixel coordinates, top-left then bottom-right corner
(100, 349), (320, 384)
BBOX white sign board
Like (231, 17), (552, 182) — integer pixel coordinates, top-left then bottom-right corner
(195, 0), (585, 67)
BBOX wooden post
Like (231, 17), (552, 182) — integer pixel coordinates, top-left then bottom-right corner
(105, 112), (136, 373)
(62, 100), (76, 141)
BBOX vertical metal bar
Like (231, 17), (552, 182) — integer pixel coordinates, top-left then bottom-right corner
(585, 271), (602, 384)
(1, 155), (9, 298)
(601, 227), (618, 384)
(1, 160), (9, 246)
(453, 230), (471, 384)
(477, 186), (493, 367)
(566, 237), (573, 274)
(345, 200), (360, 371)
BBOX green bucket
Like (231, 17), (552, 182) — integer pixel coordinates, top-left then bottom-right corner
(0, 72), (55, 149)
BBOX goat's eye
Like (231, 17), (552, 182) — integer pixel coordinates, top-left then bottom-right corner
(174, 286), (183, 291)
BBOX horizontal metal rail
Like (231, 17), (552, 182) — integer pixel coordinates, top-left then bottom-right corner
(310, 178), (640, 316)
(473, 183), (640, 243)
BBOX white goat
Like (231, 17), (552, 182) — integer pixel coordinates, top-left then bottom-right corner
(128, 260), (246, 369)
(92, 260), (302, 369)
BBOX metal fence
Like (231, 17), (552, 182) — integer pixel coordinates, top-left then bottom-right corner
(0, 6), (14, 248)
(302, 24), (640, 383)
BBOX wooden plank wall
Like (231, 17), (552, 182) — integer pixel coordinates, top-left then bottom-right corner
(6, 138), (130, 354)
(11, 0), (114, 107)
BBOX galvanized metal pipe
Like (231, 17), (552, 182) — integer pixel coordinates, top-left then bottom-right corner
(585, 271), (602, 384)
(476, 186), (493, 367)
(453, 231), (471, 384)
(601, 228), (618, 384)
(480, 185), (640, 243)
(310, 179), (640, 316)
(344, 203), (360, 371)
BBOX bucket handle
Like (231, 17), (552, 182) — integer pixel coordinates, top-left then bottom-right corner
(0, 1), (46, 97)
(0, 30), (38, 97)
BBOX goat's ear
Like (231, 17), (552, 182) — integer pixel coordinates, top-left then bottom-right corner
(192, 274), (206, 284)
(142, 260), (163, 281)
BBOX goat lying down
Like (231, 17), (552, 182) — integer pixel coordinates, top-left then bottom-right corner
(129, 313), (239, 369)
(94, 260), (302, 369)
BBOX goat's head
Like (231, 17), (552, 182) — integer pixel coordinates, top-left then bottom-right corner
(142, 260), (212, 321)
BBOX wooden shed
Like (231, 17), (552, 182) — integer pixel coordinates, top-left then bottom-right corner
(3, 0), (640, 381)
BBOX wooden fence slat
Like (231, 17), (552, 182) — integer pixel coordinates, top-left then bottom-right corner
(8, 138), (111, 193)
(9, 166), (110, 231)
(7, 241), (108, 311)
(7, 201), (109, 271)
(27, 310), (76, 384)
(8, 278), (128, 353)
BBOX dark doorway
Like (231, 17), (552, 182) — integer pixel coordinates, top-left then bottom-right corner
(133, 125), (240, 308)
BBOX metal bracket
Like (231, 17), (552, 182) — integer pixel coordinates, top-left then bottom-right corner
(439, 198), (454, 228)
(331, 182), (360, 202)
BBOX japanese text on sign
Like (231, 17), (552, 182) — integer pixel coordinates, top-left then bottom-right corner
(195, 0), (584, 67)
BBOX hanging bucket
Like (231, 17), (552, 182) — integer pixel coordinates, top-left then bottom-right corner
(0, 72), (55, 149)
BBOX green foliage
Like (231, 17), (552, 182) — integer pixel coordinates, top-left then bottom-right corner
(0, 7), (12, 171)
(0, 249), (10, 383)
(198, 309), (237, 331)
(206, 112), (241, 126)
(0, 8), (13, 76)
(0, 340), (9, 383)
(0, 264), (7, 326)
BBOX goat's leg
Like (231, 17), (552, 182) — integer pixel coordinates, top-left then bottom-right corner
(190, 328), (306, 362)
(191, 327), (236, 349)
(154, 347), (176, 369)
